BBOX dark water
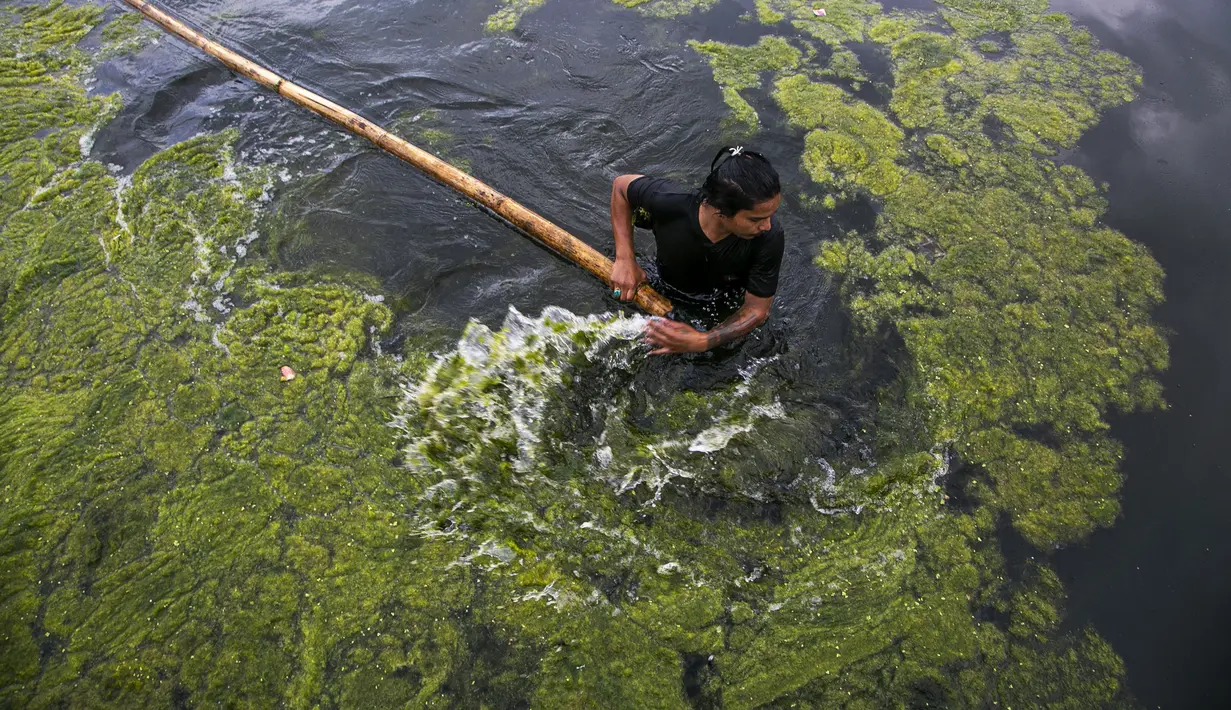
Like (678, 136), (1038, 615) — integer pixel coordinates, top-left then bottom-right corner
(1051, 1), (1231, 708)
(89, 0), (1231, 706)
(93, 0), (843, 352)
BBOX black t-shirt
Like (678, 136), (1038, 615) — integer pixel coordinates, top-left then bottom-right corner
(627, 176), (785, 298)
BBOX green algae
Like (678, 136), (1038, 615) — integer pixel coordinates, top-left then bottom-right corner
(938, 0), (1050, 37)
(818, 172), (1166, 544)
(822, 45), (868, 85)
(485, 0), (546, 32)
(756, 0), (884, 45)
(808, 7), (1162, 547)
(487, 0), (719, 30)
(0, 119), (452, 703)
(883, 17), (1139, 154)
(98, 10), (157, 59)
(774, 72), (905, 195)
(1, 1), (1165, 708)
(0, 6), (473, 706)
(386, 306), (1141, 708)
(690, 36), (802, 130)
(610, 0), (720, 18)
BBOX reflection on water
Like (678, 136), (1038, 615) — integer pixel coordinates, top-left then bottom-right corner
(1049, 0), (1231, 707)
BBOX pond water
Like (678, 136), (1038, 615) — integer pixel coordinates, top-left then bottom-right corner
(92, 0), (849, 349)
(1050, 1), (1231, 708)
(2, 0), (1226, 706)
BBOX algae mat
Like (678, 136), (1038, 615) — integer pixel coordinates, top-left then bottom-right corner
(1, 0), (1165, 707)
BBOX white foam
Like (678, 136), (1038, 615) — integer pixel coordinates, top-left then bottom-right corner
(688, 423), (752, 453)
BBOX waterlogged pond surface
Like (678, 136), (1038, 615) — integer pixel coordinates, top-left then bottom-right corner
(1, 0), (1227, 707)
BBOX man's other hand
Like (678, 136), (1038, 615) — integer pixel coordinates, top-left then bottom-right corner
(610, 257), (646, 303)
(644, 318), (706, 355)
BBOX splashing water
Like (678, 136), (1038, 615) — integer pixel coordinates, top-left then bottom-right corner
(395, 306), (649, 477)
(393, 306), (816, 506)
(391, 306), (866, 584)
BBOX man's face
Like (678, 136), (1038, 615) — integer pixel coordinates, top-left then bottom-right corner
(723, 194), (781, 238)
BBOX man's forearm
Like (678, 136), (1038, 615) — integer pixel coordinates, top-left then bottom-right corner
(610, 183), (637, 261)
(705, 305), (767, 349)
(613, 225), (636, 261)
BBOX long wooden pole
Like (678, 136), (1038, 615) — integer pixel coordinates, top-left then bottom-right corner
(121, 0), (673, 317)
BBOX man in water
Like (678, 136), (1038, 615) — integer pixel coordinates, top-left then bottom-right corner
(608, 146), (784, 355)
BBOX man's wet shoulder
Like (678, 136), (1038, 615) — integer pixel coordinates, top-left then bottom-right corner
(628, 176), (695, 207)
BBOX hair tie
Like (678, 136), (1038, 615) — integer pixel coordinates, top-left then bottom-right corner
(710, 145), (768, 174)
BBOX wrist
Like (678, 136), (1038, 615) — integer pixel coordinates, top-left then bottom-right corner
(692, 331), (711, 352)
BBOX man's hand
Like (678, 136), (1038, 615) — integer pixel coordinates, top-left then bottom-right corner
(644, 294), (773, 356)
(610, 257), (646, 303)
(644, 318), (707, 355)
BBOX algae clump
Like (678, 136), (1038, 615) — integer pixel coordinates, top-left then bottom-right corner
(609, 0), (721, 18)
(755, 0), (883, 45)
(485, 0), (546, 32)
(690, 36), (802, 130)
(487, 0), (719, 30)
(774, 72), (905, 195)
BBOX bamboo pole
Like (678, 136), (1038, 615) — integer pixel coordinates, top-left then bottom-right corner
(120, 0), (673, 317)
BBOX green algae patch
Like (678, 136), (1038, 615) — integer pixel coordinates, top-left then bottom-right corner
(819, 171), (1166, 544)
(690, 36), (802, 130)
(774, 73), (904, 195)
(808, 8), (1163, 548)
(882, 17), (1140, 154)
(0, 2), (119, 268)
(756, 0), (884, 45)
(487, 0), (719, 30)
(938, 0), (1050, 37)
(99, 10), (157, 59)
(0, 118), (456, 703)
(387, 306), (1140, 708)
(611, 0), (721, 18)
(485, 0), (546, 32)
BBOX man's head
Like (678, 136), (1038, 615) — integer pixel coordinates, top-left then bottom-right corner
(700, 146), (781, 238)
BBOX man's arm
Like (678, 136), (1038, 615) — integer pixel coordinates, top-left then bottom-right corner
(643, 292), (773, 355)
(705, 293), (773, 349)
(609, 174), (646, 302)
(610, 174), (643, 261)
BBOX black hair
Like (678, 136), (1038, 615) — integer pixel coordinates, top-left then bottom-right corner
(700, 146), (781, 217)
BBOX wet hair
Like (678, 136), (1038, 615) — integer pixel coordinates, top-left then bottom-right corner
(700, 146), (781, 217)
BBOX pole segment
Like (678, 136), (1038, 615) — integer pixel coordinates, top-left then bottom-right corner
(120, 0), (673, 317)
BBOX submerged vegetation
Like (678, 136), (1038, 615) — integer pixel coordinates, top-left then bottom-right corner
(691, 36), (802, 131)
(1, 0), (1163, 708)
(487, 0), (720, 30)
(484, 0), (546, 32)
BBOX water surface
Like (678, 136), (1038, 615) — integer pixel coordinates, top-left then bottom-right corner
(9, 0), (1227, 705)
